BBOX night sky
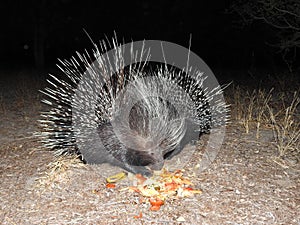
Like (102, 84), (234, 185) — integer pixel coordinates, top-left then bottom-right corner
(0, 0), (297, 76)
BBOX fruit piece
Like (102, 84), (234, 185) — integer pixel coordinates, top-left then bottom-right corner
(139, 186), (160, 197)
(149, 198), (164, 210)
(133, 212), (143, 219)
(164, 180), (179, 191)
(106, 172), (127, 183)
(135, 174), (147, 184)
(106, 183), (116, 188)
(150, 205), (161, 211)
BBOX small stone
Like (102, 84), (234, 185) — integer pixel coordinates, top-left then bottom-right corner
(177, 216), (186, 222)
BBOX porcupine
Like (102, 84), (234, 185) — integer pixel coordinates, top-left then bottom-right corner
(38, 35), (229, 176)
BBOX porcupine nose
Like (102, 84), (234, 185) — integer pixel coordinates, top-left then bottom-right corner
(149, 160), (164, 171)
(148, 147), (165, 171)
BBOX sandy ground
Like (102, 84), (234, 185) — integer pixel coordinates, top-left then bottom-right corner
(0, 72), (299, 224)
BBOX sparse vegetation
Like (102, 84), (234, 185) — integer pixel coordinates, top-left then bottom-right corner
(36, 155), (85, 190)
(228, 74), (300, 161)
(267, 91), (300, 158)
(230, 85), (273, 137)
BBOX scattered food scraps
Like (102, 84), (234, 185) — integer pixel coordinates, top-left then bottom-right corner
(102, 169), (202, 211)
(128, 169), (202, 210)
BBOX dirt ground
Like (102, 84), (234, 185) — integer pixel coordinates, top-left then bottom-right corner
(0, 71), (299, 224)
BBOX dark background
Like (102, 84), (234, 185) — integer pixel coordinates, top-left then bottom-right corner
(0, 0), (298, 78)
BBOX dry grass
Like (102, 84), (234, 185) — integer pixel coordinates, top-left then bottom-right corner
(228, 77), (300, 160)
(267, 91), (300, 158)
(230, 85), (273, 137)
(36, 155), (86, 190)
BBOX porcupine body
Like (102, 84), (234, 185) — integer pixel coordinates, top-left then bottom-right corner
(38, 36), (228, 176)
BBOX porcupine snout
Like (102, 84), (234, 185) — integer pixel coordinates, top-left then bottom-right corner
(140, 140), (166, 171)
(140, 145), (165, 171)
(126, 97), (186, 171)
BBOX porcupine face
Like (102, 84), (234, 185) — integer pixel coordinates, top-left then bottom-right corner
(98, 94), (187, 175)
(127, 97), (186, 170)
